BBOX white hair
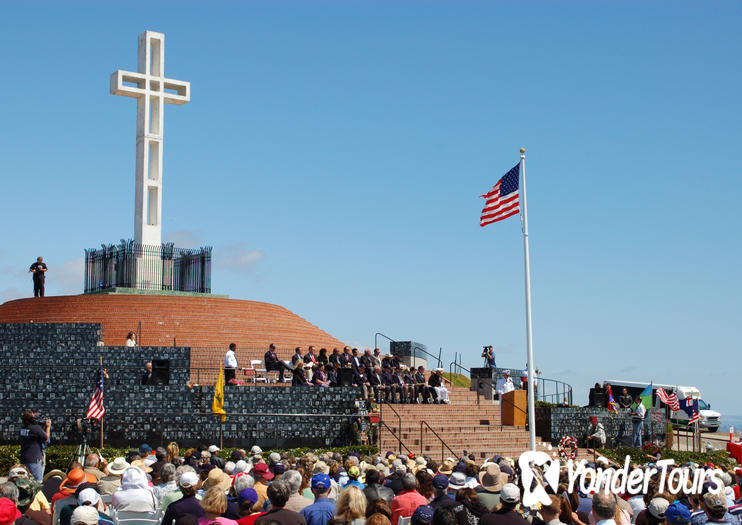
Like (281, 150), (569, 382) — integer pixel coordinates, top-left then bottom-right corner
(283, 470), (302, 494)
(224, 461), (235, 475)
(233, 474), (255, 492)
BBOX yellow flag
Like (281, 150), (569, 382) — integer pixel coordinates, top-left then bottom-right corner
(212, 366), (226, 422)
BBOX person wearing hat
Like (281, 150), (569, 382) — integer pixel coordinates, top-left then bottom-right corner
(428, 369), (449, 404)
(51, 469), (97, 518)
(235, 487), (265, 525)
(58, 486), (114, 525)
(411, 505), (435, 525)
(252, 463), (274, 511)
(665, 502), (691, 525)
(391, 474), (428, 525)
(8, 467), (50, 513)
(161, 472), (204, 525)
(479, 483), (527, 525)
(585, 417), (606, 449)
(495, 371), (515, 398)
(701, 492), (728, 523)
(97, 458), (128, 497)
(300, 474), (335, 525)
(475, 464), (508, 512)
(429, 474), (458, 511)
(69, 506), (99, 525)
(344, 467), (365, 491)
(447, 473), (466, 494)
(0, 497), (22, 525)
(111, 467), (156, 513)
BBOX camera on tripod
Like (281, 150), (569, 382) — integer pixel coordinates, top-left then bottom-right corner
(74, 417), (99, 443)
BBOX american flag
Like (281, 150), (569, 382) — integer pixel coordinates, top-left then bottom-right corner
(86, 366), (106, 420)
(656, 388), (680, 411)
(680, 398), (700, 424)
(480, 163), (520, 227)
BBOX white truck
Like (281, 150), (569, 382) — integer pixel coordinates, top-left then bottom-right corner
(604, 380), (722, 432)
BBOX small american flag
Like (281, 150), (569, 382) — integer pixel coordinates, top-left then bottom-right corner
(656, 388), (680, 411)
(86, 366), (106, 420)
(480, 163), (520, 227)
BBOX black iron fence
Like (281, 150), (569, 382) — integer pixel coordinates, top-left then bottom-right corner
(84, 240), (212, 294)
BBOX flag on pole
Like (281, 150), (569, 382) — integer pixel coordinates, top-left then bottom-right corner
(606, 385), (618, 414)
(86, 366), (106, 420)
(680, 398), (700, 424)
(479, 163), (521, 227)
(212, 366), (226, 422)
(656, 388), (680, 411)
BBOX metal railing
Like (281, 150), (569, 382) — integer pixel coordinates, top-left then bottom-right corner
(379, 401), (406, 453)
(84, 239), (212, 293)
(420, 420), (459, 462)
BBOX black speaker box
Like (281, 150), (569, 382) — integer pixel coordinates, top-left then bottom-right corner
(471, 367), (494, 379)
(151, 359), (170, 385)
(474, 378), (494, 400)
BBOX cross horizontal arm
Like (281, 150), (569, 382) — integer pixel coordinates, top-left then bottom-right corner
(110, 70), (190, 105)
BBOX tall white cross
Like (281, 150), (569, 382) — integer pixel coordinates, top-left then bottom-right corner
(110, 30), (190, 247)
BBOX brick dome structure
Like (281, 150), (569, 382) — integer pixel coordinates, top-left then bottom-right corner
(0, 295), (346, 379)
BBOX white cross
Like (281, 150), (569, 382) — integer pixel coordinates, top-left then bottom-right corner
(110, 30), (190, 247)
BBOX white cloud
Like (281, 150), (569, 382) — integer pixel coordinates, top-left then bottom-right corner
(50, 257), (85, 295)
(215, 243), (264, 273)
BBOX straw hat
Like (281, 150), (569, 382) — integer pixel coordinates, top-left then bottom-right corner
(130, 459), (153, 474)
(478, 463), (507, 493)
(203, 468), (232, 492)
(107, 457), (130, 476)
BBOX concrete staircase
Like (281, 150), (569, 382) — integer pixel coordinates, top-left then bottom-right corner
(377, 387), (552, 461)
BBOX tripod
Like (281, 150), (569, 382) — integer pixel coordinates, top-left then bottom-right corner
(75, 439), (92, 466)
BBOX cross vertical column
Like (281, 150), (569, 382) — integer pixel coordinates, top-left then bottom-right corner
(111, 30), (190, 248)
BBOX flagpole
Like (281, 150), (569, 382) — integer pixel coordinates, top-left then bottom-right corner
(99, 356), (104, 451)
(520, 147), (537, 451)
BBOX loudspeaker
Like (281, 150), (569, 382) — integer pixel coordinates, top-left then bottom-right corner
(389, 341), (427, 356)
(339, 368), (355, 387)
(475, 378), (493, 400)
(151, 359), (170, 385)
(470, 367), (494, 379)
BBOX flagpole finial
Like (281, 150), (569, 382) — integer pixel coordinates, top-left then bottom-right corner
(520, 148), (525, 154)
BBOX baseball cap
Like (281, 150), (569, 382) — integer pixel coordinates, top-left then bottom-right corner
(179, 471), (199, 489)
(77, 488), (100, 506)
(0, 497), (21, 525)
(500, 483), (520, 504)
(703, 492), (727, 512)
(648, 498), (669, 519)
(238, 488), (259, 506)
(253, 462), (274, 480)
(311, 473), (332, 491)
(665, 502), (691, 525)
(208, 445), (220, 454)
(70, 506), (98, 525)
(411, 505), (434, 525)
(432, 474), (449, 490)
(250, 446), (263, 455)
(139, 443), (152, 454)
(8, 467), (28, 479)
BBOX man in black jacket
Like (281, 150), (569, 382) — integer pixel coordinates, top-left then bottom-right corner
(363, 468), (394, 504)
(414, 366), (435, 404)
(265, 344), (291, 382)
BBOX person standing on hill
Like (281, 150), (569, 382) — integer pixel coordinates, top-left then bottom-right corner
(29, 257), (47, 298)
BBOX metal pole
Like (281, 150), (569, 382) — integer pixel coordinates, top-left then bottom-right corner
(520, 148), (537, 451)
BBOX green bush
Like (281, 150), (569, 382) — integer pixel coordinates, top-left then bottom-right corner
(597, 446), (734, 467)
(0, 444), (379, 476)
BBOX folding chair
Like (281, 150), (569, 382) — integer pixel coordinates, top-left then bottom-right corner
(251, 359), (267, 383)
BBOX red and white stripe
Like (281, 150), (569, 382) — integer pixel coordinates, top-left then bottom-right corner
(479, 183), (520, 227)
(86, 387), (105, 419)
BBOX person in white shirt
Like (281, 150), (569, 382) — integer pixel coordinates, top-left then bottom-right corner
(495, 370), (515, 398)
(125, 332), (137, 347)
(112, 466), (157, 512)
(225, 343), (239, 383)
(631, 396), (647, 448)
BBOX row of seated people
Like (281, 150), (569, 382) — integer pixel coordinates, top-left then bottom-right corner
(262, 345), (450, 404)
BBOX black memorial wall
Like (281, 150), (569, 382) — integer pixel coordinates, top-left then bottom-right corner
(0, 323), (361, 448)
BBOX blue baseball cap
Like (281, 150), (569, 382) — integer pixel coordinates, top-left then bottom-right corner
(139, 443), (152, 454)
(432, 473), (449, 490)
(311, 473), (332, 491)
(412, 505), (434, 525)
(665, 502), (691, 525)
(238, 488), (259, 506)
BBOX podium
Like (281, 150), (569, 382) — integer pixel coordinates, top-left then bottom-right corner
(501, 389), (527, 426)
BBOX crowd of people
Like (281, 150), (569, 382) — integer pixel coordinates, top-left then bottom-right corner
(223, 345), (450, 405)
(3, 441), (742, 525)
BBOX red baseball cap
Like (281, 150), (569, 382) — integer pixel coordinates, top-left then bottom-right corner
(0, 498), (21, 525)
(252, 462), (274, 480)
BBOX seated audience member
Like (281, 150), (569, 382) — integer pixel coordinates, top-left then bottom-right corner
(391, 473), (428, 525)
(479, 484), (527, 525)
(414, 367), (435, 404)
(154, 464), (178, 505)
(236, 488), (265, 525)
(8, 466), (50, 513)
(429, 475), (458, 511)
(585, 417), (606, 449)
(256, 479), (307, 525)
(453, 488), (488, 525)
(312, 365), (331, 388)
(292, 363), (312, 387)
(301, 475), (335, 525)
(111, 467), (156, 512)
(265, 344), (292, 383)
(334, 486), (366, 525)
(199, 488), (238, 525)
(59, 487), (113, 525)
(365, 499), (392, 521)
(429, 369), (449, 404)
(52, 469), (97, 524)
(590, 493), (617, 525)
(82, 455), (106, 482)
(412, 506), (435, 525)
(161, 472), (204, 525)
(366, 514), (391, 525)
(282, 471), (313, 513)
(363, 470), (393, 505)
(97, 458), (128, 497)
(69, 506), (99, 525)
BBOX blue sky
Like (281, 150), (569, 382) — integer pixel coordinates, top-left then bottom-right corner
(1, 2), (740, 422)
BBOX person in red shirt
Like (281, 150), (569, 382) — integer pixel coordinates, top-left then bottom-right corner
(391, 474), (428, 525)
